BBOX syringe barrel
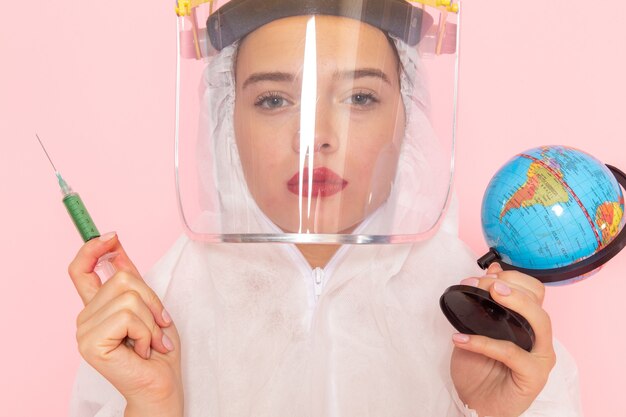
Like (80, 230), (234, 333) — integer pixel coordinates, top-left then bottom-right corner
(62, 192), (101, 242)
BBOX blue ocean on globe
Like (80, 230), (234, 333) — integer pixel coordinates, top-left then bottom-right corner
(481, 145), (624, 285)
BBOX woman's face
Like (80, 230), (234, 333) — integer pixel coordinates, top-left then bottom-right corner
(234, 15), (406, 233)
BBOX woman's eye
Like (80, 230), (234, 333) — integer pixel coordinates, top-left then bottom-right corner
(348, 92), (379, 107)
(255, 94), (290, 109)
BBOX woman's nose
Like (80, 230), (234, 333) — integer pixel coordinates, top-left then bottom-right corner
(291, 104), (340, 154)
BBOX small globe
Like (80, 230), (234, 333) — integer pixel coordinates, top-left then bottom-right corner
(481, 145), (625, 285)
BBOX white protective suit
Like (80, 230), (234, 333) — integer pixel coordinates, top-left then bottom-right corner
(70, 32), (584, 417)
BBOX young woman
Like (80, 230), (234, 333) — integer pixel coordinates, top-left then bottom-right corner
(69, 1), (582, 416)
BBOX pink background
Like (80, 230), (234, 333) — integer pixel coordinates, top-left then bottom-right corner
(1, 1), (625, 415)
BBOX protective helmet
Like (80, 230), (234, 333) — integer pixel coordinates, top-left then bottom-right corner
(175, 0), (461, 243)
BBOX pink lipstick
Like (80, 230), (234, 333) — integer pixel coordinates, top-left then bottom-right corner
(287, 167), (348, 198)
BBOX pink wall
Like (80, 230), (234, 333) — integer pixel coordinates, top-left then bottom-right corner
(1, 1), (624, 415)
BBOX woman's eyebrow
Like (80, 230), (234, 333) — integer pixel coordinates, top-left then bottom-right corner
(242, 68), (390, 89)
(242, 72), (295, 89)
(335, 68), (391, 85)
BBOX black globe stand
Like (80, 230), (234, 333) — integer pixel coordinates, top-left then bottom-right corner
(440, 165), (626, 352)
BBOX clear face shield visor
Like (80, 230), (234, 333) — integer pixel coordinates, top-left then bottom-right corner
(175, 0), (460, 243)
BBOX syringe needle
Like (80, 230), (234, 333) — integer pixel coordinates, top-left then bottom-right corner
(35, 134), (73, 195)
(35, 133), (59, 173)
(37, 133), (114, 280)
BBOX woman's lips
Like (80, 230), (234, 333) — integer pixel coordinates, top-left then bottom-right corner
(287, 167), (348, 197)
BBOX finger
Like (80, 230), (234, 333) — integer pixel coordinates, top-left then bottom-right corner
(486, 262), (545, 305)
(78, 309), (153, 363)
(460, 275), (543, 306)
(452, 333), (532, 373)
(452, 334), (555, 388)
(462, 269), (545, 306)
(77, 290), (173, 354)
(68, 232), (118, 305)
(161, 323), (179, 354)
(494, 270), (545, 305)
(68, 232), (141, 305)
(487, 262), (503, 274)
(78, 271), (173, 330)
(488, 281), (555, 356)
(106, 236), (141, 278)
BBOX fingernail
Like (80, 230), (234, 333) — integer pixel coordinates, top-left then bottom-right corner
(162, 333), (175, 351)
(452, 333), (470, 343)
(460, 278), (479, 287)
(493, 281), (512, 296)
(483, 273), (498, 279)
(162, 309), (172, 324)
(99, 232), (117, 242)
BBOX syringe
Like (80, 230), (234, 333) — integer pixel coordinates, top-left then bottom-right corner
(36, 134), (117, 279)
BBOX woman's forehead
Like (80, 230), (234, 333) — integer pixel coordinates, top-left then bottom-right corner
(236, 15), (398, 75)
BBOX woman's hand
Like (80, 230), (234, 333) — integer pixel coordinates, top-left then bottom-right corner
(450, 263), (556, 417)
(68, 232), (183, 417)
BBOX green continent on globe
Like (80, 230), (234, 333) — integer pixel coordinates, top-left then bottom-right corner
(595, 200), (624, 246)
(500, 161), (569, 221)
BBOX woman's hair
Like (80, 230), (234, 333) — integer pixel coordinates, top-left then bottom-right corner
(385, 32), (406, 88)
